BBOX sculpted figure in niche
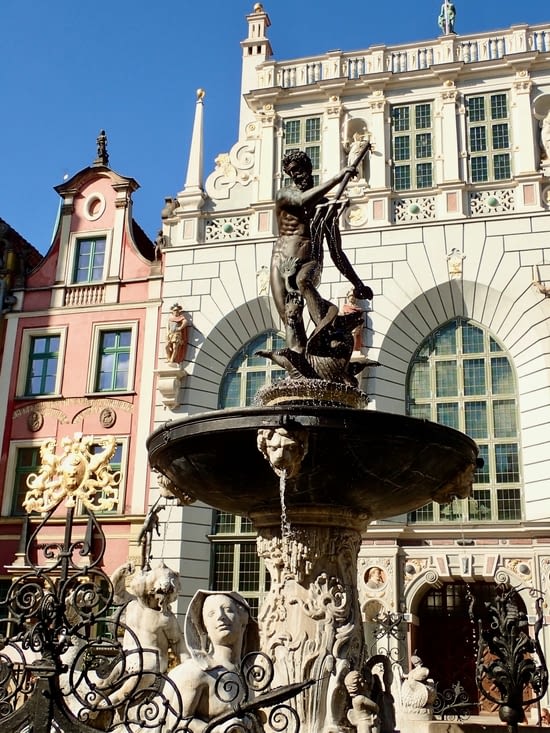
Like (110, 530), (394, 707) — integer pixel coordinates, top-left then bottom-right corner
(167, 590), (263, 733)
(165, 303), (189, 364)
(345, 670), (379, 733)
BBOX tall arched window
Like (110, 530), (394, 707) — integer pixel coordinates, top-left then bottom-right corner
(211, 331), (285, 615)
(407, 318), (522, 523)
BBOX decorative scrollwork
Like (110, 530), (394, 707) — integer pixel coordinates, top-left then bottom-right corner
(433, 681), (474, 721)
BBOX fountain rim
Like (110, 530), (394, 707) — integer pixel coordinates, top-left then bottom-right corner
(147, 404), (479, 460)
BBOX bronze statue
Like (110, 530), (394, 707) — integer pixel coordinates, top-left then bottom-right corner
(261, 146), (373, 385)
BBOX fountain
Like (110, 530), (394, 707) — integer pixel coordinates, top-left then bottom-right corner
(146, 145), (481, 733)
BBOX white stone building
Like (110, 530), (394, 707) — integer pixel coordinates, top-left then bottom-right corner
(152, 4), (550, 710)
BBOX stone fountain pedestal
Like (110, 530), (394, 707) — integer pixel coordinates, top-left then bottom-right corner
(147, 404), (479, 733)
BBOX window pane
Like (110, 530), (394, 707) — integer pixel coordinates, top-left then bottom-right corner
(238, 543), (261, 592)
(409, 403), (431, 420)
(490, 94), (507, 119)
(219, 372), (241, 408)
(497, 488), (521, 520)
(212, 544), (235, 591)
(393, 107), (410, 131)
(437, 403), (459, 429)
(470, 489), (492, 520)
(471, 157), (488, 182)
(73, 238), (106, 283)
(305, 145), (320, 170)
(285, 120), (300, 145)
(305, 117), (320, 142)
(408, 503), (434, 523)
(12, 447), (41, 516)
(468, 97), (485, 122)
(491, 356), (513, 393)
(493, 400), (517, 438)
(465, 401), (487, 438)
(409, 361), (430, 399)
(435, 322), (456, 355)
(436, 361), (457, 397)
(493, 153), (510, 180)
(96, 330), (131, 392)
(474, 445), (490, 483)
(416, 162), (432, 188)
(462, 323), (484, 353)
(394, 136), (410, 161)
(215, 512), (236, 533)
(416, 133), (432, 158)
(470, 127), (487, 152)
(492, 123), (509, 149)
(495, 444), (519, 483)
(26, 335), (60, 396)
(415, 104), (431, 128)
(463, 359), (486, 395)
(394, 165), (411, 190)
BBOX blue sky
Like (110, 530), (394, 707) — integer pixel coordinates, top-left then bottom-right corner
(2, 0), (548, 254)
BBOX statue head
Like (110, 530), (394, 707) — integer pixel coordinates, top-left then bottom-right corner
(282, 150), (313, 191)
(185, 590), (259, 668)
(257, 427), (309, 478)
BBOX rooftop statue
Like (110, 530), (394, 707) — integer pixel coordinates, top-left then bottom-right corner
(438, 1), (456, 34)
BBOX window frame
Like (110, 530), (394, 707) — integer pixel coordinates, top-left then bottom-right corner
(16, 327), (67, 398)
(391, 101), (434, 192)
(67, 230), (111, 286)
(466, 91), (512, 184)
(281, 115), (323, 187)
(2, 441), (43, 517)
(406, 318), (523, 524)
(87, 321), (138, 395)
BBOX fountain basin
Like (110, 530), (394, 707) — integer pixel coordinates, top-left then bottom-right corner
(147, 406), (479, 521)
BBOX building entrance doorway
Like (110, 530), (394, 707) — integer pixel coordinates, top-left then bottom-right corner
(413, 581), (526, 715)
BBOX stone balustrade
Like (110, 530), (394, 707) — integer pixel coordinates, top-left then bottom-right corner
(255, 23), (550, 90)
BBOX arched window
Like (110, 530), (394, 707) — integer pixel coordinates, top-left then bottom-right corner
(407, 318), (522, 523)
(211, 331), (285, 615)
(218, 331), (286, 408)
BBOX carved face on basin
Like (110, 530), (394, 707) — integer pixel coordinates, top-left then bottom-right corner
(257, 427), (309, 479)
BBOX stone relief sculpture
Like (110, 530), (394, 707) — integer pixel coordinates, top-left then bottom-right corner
(257, 427), (309, 479)
(344, 670), (379, 733)
(93, 562), (186, 711)
(399, 654), (436, 720)
(166, 590), (264, 733)
(165, 303), (189, 365)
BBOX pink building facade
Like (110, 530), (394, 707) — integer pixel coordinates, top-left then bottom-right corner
(0, 144), (162, 582)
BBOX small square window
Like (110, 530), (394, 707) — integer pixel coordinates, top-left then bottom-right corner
(95, 330), (132, 392)
(25, 335), (60, 396)
(73, 238), (106, 284)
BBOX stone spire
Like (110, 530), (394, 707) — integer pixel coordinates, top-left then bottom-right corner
(183, 89), (205, 194)
(177, 90), (206, 211)
(93, 129), (109, 167)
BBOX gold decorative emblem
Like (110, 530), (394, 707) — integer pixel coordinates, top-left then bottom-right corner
(24, 433), (120, 514)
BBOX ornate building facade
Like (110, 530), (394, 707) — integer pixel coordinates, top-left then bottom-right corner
(151, 5), (550, 710)
(0, 136), (162, 586)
